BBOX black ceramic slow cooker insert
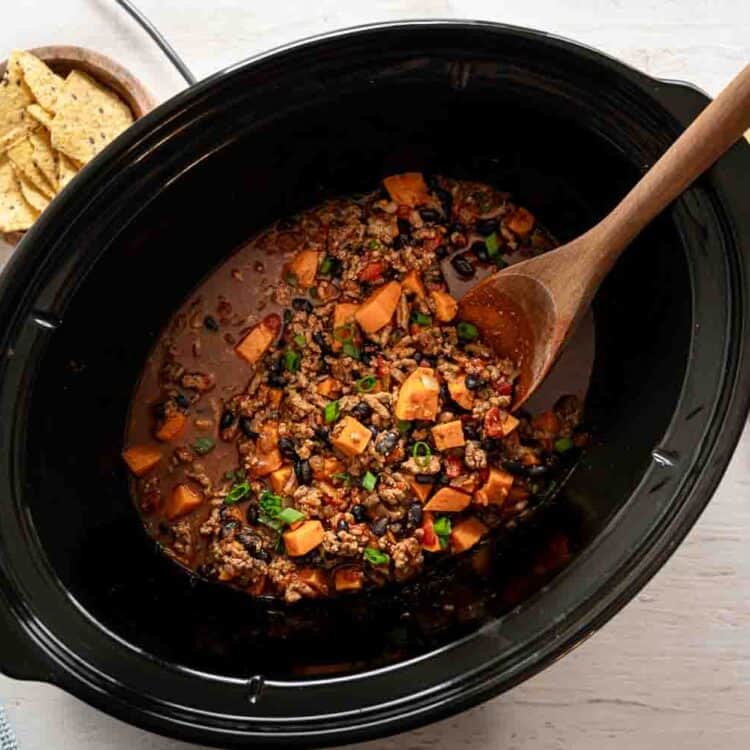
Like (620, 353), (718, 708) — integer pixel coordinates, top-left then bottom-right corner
(1, 21), (749, 748)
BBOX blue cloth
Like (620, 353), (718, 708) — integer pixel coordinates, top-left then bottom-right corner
(0, 705), (17, 750)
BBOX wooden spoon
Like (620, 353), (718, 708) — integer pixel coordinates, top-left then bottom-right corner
(460, 65), (750, 409)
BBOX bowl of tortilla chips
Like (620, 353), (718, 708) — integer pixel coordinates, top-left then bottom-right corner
(0, 46), (155, 241)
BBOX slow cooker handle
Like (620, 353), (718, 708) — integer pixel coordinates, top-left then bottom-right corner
(0, 597), (52, 682)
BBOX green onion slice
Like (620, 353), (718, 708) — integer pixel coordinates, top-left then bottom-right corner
(342, 341), (361, 360)
(411, 312), (432, 326)
(225, 481), (250, 504)
(456, 321), (479, 341)
(324, 400), (340, 424)
(396, 419), (412, 435)
(363, 547), (390, 566)
(412, 441), (432, 467)
(192, 437), (215, 455)
(277, 507), (305, 525)
(485, 232), (500, 257)
(362, 471), (378, 492)
(293, 333), (306, 348)
(284, 349), (301, 373)
(554, 437), (574, 453)
(356, 374), (377, 393)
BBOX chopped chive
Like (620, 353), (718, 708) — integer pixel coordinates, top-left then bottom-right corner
(411, 312), (432, 326)
(554, 437), (574, 453)
(319, 256), (333, 275)
(362, 471), (378, 492)
(356, 374), (377, 393)
(367, 239), (380, 250)
(333, 323), (355, 342)
(225, 481), (250, 504)
(342, 341), (361, 360)
(396, 419), (412, 435)
(485, 232), (500, 257)
(293, 333), (306, 348)
(277, 507), (305, 525)
(363, 547), (390, 566)
(324, 400), (340, 424)
(284, 348), (301, 373)
(192, 437), (215, 455)
(433, 516), (452, 548)
(456, 321), (479, 341)
(412, 441), (432, 467)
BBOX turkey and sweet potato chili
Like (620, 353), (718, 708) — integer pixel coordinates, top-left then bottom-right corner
(123, 173), (586, 603)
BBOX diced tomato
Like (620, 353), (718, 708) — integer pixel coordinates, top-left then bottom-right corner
(262, 313), (282, 335)
(483, 406), (505, 438)
(444, 455), (463, 478)
(494, 381), (513, 396)
(423, 525), (437, 548)
(358, 262), (384, 282)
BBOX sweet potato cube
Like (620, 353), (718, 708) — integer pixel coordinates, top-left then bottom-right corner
(316, 377), (341, 397)
(247, 576), (267, 596)
(383, 172), (429, 207)
(270, 464), (295, 494)
(474, 467), (514, 507)
(424, 487), (471, 512)
(298, 567), (329, 596)
(431, 420), (465, 451)
(165, 483), (203, 520)
(430, 290), (458, 322)
(155, 412), (186, 442)
(505, 207), (535, 235)
(285, 249), (319, 288)
(402, 270), (426, 299)
(421, 512), (442, 553)
(502, 414), (520, 436)
(258, 422), (279, 452)
(284, 520), (325, 556)
(248, 448), (283, 478)
(447, 375), (474, 410)
(394, 366), (440, 421)
(267, 388), (283, 409)
(355, 281), (402, 334)
(332, 302), (359, 350)
(409, 478), (433, 503)
(331, 416), (372, 456)
(451, 517), (488, 553)
(312, 456), (345, 480)
(122, 444), (161, 476)
(334, 566), (364, 592)
(236, 320), (277, 364)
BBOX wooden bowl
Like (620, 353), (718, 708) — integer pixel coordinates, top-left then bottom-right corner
(0, 46), (157, 245)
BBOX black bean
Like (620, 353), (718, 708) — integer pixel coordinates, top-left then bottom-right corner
(371, 517), (388, 537)
(368, 425), (379, 438)
(501, 459), (527, 476)
(448, 222), (465, 235)
(153, 402), (166, 419)
(351, 504), (367, 523)
(278, 436), (297, 459)
(463, 422), (480, 441)
(329, 258), (344, 279)
(174, 393), (190, 409)
(375, 430), (399, 454)
(314, 427), (331, 444)
(203, 315), (219, 331)
(270, 356), (284, 374)
(294, 458), (312, 485)
(471, 240), (490, 263)
(526, 464), (550, 478)
(252, 548), (270, 562)
(220, 410), (235, 430)
(413, 352), (422, 363)
(397, 217), (411, 236)
(415, 473), (434, 484)
(392, 234), (404, 250)
(436, 187), (453, 216)
(475, 218), (498, 236)
(292, 297), (313, 313)
(220, 520), (239, 539)
(351, 402), (372, 421)
(245, 505), (259, 524)
(406, 502), (423, 527)
(337, 518), (349, 532)
(435, 244), (448, 260)
(437, 473), (451, 485)
(439, 382), (451, 403)
(268, 374), (286, 388)
(420, 355), (436, 368)
(196, 563), (214, 579)
(384, 266), (400, 280)
(482, 438), (503, 454)
(419, 208), (440, 223)
(239, 417), (259, 438)
(451, 254), (475, 279)
(465, 374), (482, 390)
(360, 350), (373, 365)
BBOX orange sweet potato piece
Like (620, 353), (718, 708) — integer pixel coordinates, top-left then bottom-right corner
(331, 415), (372, 456)
(447, 375), (474, 409)
(424, 487), (471, 512)
(421, 512), (442, 552)
(155, 412), (186, 442)
(284, 520), (325, 556)
(249, 448), (283, 478)
(334, 566), (364, 592)
(285, 249), (319, 288)
(355, 281), (402, 334)
(258, 422), (279, 452)
(430, 290), (458, 322)
(165, 483), (203, 520)
(409, 478), (433, 503)
(451, 517), (488, 553)
(122, 444), (161, 476)
(312, 456), (345, 480)
(431, 420), (465, 451)
(502, 414), (520, 436)
(505, 206), (535, 235)
(394, 366), (440, 421)
(267, 388), (283, 409)
(332, 302), (359, 351)
(402, 269), (426, 299)
(247, 576), (267, 596)
(270, 464), (295, 494)
(531, 410), (560, 434)
(236, 319), (277, 364)
(474, 467), (514, 506)
(316, 377), (342, 396)
(383, 172), (429, 207)
(298, 567), (329, 596)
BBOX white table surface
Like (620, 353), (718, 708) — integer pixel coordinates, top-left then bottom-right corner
(1, 1), (749, 748)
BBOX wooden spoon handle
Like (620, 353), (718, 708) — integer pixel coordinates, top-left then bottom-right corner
(594, 64), (750, 258)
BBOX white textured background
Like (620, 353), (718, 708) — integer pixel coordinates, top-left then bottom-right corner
(1, 1), (749, 748)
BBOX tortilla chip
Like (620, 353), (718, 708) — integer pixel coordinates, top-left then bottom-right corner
(14, 50), (64, 112)
(28, 129), (58, 190)
(0, 52), (36, 151)
(0, 156), (38, 232)
(26, 102), (53, 129)
(49, 70), (133, 164)
(13, 165), (50, 212)
(6, 137), (54, 199)
(57, 152), (78, 191)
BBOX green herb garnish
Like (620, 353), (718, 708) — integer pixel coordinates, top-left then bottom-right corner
(412, 441), (432, 467)
(362, 471), (378, 492)
(192, 437), (215, 455)
(485, 232), (500, 257)
(293, 333), (306, 348)
(277, 507), (306, 525)
(554, 437), (574, 453)
(363, 547), (390, 566)
(342, 341), (361, 360)
(456, 321), (479, 341)
(259, 490), (283, 517)
(356, 374), (377, 393)
(323, 400), (340, 424)
(225, 481), (250, 504)
(433, 516), (452, 548)
(396, 419), (412, 435)
(367, 239), (380, 250)
(411, 312), (432, 326)
(319, 256), (333, 275)
(284, 348), (301, 373)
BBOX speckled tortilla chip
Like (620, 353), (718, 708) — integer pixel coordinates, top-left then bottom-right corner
(13, 164), (50, 212)
(0, 52), (36, 151)
(28, 129), (57, 191)
(49, 70), (133, 164)
(57, 151), (78, 191)
(26, 102), (53, 130)
(14, 50), (64, 113)
(6, 136), (54, 199)
(0, 156), (38, 232)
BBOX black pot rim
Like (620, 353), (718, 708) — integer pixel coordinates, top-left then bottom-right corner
(1, 19), (749, 749)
